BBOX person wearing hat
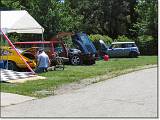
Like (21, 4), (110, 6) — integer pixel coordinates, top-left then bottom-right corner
(35, 48), (50, 73)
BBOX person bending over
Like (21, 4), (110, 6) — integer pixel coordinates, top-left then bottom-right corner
(35, 48), (50, 73)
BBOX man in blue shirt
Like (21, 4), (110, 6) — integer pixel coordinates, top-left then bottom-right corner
(35, 48), (50, 73)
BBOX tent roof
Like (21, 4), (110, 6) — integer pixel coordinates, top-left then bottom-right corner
(0, 10), (44, 34)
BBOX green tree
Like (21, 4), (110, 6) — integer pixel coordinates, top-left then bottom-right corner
(133, 0), (158, 38)
(89, 34), (112, 45)
(132, 0), (158, 55)
(115, 35), (131, 42)
(1, 0), (83, 39)
(67, 0), (137, 38)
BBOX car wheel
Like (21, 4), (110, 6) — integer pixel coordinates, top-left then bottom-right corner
(70, 55), (81, 65)
(92, 60), (96, 64)
(86, 59), (96, 65)
(129, 52), (138, 58)
(7, 61), (18, 71)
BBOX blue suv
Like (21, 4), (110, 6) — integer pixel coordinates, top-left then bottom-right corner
(107, 42), (140, 58)
(93, 41), (140, 58)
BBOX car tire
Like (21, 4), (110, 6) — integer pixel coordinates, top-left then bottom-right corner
(7, 61), (18, 71)
(87, 59), (96, 65)
(129, 52), (138, 58)
(70, 55), (81, 65)
(92, 60), (96, 64)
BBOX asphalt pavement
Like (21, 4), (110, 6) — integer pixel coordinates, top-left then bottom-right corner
(1, 67), (158, 117)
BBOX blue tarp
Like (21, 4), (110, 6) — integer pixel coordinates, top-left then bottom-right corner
(0, 61), (5, 68)
(0, 60), (7, 69)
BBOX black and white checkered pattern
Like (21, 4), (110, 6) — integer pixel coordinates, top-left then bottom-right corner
(0, 69), (36, 82)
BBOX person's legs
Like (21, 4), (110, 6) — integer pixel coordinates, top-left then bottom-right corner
(4, 60), (7, 69)
(44, 67), (48, 72)
(35, 67), (44, 73)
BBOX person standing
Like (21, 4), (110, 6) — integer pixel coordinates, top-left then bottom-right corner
(35, 48), (50, 73)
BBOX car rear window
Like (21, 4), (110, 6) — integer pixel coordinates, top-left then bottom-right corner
(123, 43), (136, 48)
(112, 44), (122, 48)
(111, 43), (136, 48)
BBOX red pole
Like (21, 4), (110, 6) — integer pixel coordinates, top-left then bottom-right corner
(1, 29), (35, 74)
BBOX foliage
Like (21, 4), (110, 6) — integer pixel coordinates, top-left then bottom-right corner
(53, 1), (84, 34)
(131, 0), (158, 55)
(67, 0), (137, 37)
(133, 0), (158, 38)
(136, 35), (157, 55)
(61, 36), (73, 48)
(0, 36), (8, 46)
(115, 35), (131, 42)
(89, 34), (112, 45)
(0, 0), (83, 38)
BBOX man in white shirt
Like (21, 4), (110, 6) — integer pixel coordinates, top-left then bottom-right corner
(35, 48), (50, 73)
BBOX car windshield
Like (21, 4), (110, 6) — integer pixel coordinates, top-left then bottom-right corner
(99, 40), (109, 49)
(54, 43), (64, 53)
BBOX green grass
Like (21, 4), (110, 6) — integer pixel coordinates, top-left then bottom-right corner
(1, 56), (157, 98)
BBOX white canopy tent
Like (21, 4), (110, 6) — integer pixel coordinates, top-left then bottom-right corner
(0, 10), (45, 74)
(0, 10), (44, 34)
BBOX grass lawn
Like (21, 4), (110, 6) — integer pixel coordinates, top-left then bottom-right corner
(1, 56), (157, 98)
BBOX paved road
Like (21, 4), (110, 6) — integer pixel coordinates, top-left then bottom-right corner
(1, 68), (158, 117)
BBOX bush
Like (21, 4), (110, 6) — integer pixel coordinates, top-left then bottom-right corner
(115, 35), (131, 42)
(136, 35), (157, 55)
(0, 35), (9, 46)
(61, 36), (73, 48)
(89, 34), (112, 45)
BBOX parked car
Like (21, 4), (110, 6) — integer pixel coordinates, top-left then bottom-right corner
(67, 48), (82, 65)
(14, 32), (97, 65)
(93, 40), (109, 58)
(14, 40), (83, 65)
(93, 41), (140, 58)
(14, 41), (69, 66)
(0, 46), (36, 71)
(14, 41), (68, 58)
(71, 32), (97, 65)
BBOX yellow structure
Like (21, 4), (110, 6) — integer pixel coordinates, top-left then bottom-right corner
(0, 46), (36, 71)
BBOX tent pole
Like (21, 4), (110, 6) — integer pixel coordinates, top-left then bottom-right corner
(6, 33), (8, 70)
(41, 28), (44, 49)
(1, 34), (8, 69)
(0, 29), (35, 74)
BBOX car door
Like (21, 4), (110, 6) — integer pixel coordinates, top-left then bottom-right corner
(122, 44), (130, 57)
(107, 44), (124, 57)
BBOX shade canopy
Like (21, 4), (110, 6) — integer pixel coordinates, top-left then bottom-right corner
(0, 10), (44, 34)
